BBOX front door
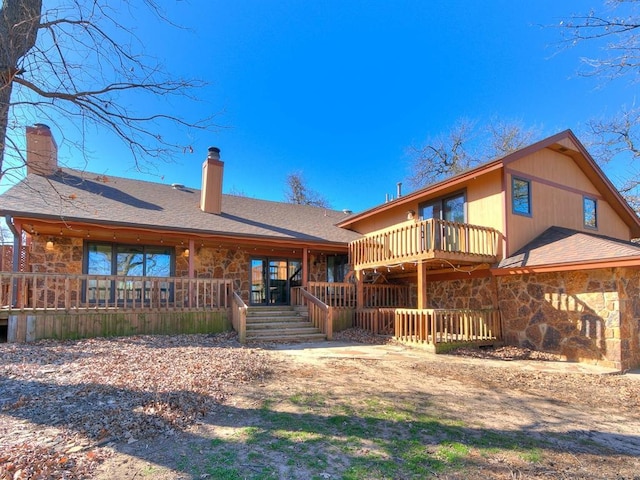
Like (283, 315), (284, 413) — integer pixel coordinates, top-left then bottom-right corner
(250, 258), (301, 306)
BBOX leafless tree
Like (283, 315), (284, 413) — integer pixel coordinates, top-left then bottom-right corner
(0, 0), (214, 185)
(284, 171), (331, 208)
(559, 0), (640, 80)
(559, 1), (640, 210)
(408, 118), (539, 189)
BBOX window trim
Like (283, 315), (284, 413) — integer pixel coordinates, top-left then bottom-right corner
(511, 176), (532, 217)
(583, 196), (598, 230)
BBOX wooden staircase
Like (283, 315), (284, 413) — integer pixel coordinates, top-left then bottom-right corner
(245, 305), (326, 343)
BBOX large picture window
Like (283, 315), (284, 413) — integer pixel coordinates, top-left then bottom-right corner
(85, 242), (173, 303)
(512, 177), (531, 216)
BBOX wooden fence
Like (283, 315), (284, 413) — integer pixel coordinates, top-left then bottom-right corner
(350, 218), (500, 269)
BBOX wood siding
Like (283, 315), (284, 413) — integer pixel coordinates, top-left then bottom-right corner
(506, 149), (631, 254)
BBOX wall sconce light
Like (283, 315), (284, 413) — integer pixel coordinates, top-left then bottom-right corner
(183, 248), (190, 258)
(45, 240), (54, 251)
(407, 210), (416, 220)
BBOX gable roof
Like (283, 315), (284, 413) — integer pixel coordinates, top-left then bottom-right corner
(338, 130), (640, 237)
(0, 168), (361, 246)
(495, 226), (640, 271)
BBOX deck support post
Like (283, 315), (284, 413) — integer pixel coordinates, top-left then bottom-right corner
(355, 269), (364, 310)
(302, 248), (309, 287)
(417, 261), (428, 309)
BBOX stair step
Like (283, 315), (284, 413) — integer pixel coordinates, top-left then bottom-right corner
(247, 315), (309, 323)
(244, 306), (325, 343)
(246, 332), (327, 343)
(247, 321), (314, 330)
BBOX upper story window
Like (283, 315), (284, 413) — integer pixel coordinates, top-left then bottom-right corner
(419, 191), (466, 223)
(512, 177), (531, 216)
(584, 196), (597, 229)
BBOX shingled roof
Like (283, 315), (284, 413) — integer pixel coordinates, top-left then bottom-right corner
(497, 226), (640, 269)
(0, 168), (361, 245)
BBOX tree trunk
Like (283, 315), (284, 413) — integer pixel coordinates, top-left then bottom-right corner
(0, 0), (43, 174)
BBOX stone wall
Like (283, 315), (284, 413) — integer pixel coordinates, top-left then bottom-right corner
(612, 267), (640, 370)
(29, 236), (83, 274)
(176, 246), (251, 301)
(426, 275), (498, 310)
(497, 268), (640, 370)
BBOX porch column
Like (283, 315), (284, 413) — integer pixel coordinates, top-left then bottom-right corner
(302, 248), (309, 287)
(356, 269), (364, 309)
(188, 239), (195, 306)
(417, 262), (428, 309)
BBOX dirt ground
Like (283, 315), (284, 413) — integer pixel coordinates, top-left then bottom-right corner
(1, 331), (639, 479)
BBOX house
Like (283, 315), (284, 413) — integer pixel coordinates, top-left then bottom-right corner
(1, 125), (639, 370)
(0, 124), (359, 343)
(338, 129), (640, 370)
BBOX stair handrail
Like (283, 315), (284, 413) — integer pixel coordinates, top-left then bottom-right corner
(231, 291), (247, 343)
(298, 287), (333, 340)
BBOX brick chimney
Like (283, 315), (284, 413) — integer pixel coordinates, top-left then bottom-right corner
(26, 124), (58, 176)
(200, 146), (224, 214)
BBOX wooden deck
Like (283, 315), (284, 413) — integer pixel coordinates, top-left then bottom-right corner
(1, 273), (233, 342)
(350, 218), (500, 271)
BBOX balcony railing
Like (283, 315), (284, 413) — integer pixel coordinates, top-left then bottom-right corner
(1, 272), (232, 311)
(350, 218), (500, 270)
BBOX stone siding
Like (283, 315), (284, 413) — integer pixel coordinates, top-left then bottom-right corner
(426, 275), (498, 310)
(30, 236), (83, 274)
(176, 246), (251, 301)
(497, 269), (640, 370)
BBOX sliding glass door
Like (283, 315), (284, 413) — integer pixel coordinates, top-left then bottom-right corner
(250, 258), (301, 306)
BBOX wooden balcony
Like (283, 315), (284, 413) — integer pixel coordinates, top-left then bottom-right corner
(350, 218), (500, 271)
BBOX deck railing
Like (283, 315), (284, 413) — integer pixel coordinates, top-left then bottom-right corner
(231, 291), (248, 343)
(350, 218), (500, 269)
(0, 272), (232, 311)
(306, 282), (355, 307)
(363, 284), (409, 308)
(355, 307), (501, 346)
(292, 287), (333, 340)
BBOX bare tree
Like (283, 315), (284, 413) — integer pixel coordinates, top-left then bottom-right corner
(284, 172), (331, 208)
(408, 118), (539, 189)
(0, 0), (214, 185)
(559, 1), (640, 211)
(559, 0), (640, 80)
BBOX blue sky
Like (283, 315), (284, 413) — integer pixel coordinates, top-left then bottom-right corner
(4, 0), (637, 214)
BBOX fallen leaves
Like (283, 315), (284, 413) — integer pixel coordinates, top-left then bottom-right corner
(0, 332), (272, 479)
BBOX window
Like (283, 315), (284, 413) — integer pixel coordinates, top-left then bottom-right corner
(584, 197), (597, 229)
(418, 192), (466, 222)
(512, 177), (531, 216)
(85, 242), (173, 303)
(327, 255), (349, 283)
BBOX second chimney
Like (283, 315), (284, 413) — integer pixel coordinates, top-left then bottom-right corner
(26, 124), (58, 176)
(200, 146), (224, 214)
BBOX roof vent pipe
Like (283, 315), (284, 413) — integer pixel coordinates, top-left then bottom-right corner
(397, 182), (402, 198)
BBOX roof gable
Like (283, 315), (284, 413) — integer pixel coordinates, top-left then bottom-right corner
(338, 130), (640, 237)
